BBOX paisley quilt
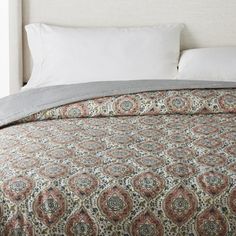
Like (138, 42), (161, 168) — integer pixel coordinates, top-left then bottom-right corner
(0, 83), (236, 235)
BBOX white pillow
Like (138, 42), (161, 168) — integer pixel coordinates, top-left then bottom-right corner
(25, 23), (183, 88)
(177, 47), (236, 82)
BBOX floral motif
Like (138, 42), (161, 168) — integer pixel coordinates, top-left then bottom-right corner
(132, 172), (165, 200)
(0, 88), (236, 234)
(219, 94), (236, 112)
(166, 96), (191, 113)
(137, 129), (164, 139)
(61, 103), (89, 118)
(130, 210), (164, 236)
(104, 163), (134, 178)
(98, 185), (132, 224)
(33, 186), (66, 227)
(69, 173), (98, 198)
(197, 171), (228, 197)
(166, 163), (197, 178)
(3, 176), (35, 203)
(114, 95), (140, 115)
(168, 133), (190, 144)
(112, 123), (135, 132)
(193, 125), (219, 135)
(196, 206), (228, 236)
(135, 156), (164, 168)
(17, 89), (236, 124)
(192, 90), (216, 98)
(138, 141), (163, 153)
(107, 148), (135, 159)
(195, 138), (222, 149)
(163, 185), (197, 226)
(51, 134), (76, 144)
(109, 134), (134, 145)
(38, 164), (68, 179)
(3, 212), (34, 236)
(228, 187), (236, 214)
(73, 155), (101, 167)
(197, 154), (227, 167)
(77, 140), (106, 152)
(46, 148), (74, 160)
(167, 147), (194, 161)
(11, 157), (40, 170)
(66, 207), (98, 236)
(139, 116), (161, 126)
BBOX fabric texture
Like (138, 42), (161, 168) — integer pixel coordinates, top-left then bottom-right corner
(24, 24), (183, 88)
(0, 84), (236, 235)
(177, 47), (236, 82)
(1, 80), (235, 127)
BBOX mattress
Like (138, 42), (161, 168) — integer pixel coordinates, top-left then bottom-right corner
(0, 80), (235, 235)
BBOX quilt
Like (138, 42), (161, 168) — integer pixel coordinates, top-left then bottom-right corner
(0, 80), (235, 235)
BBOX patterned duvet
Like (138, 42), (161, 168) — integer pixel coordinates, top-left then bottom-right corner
(0, 87), (235, 235)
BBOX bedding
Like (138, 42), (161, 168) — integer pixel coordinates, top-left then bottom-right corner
(177, 47), (236, 82)
(0, 80), (235, 235)
(24, 24), (183, 89)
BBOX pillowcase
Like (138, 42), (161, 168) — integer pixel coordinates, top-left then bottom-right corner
(25, 23), (183, 88)
(177, 47), (236, 82)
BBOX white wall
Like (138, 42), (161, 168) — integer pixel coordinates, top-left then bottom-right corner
(0, 1), (10, 98)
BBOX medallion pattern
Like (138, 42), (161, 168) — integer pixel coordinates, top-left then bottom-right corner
(195, 138), (223, 149)
(135, 156), (164, 168)
(107, 148), (135, 159)
(197, 154), (227, 167)
(167, 147), (194, 161)
(163, 185), (197, 226)
(219, 94), (236, 112)
(130, 210), (164, 236)
(46, 148), (74, 160)
(0, 88), (235, 234)
(11, 157), (40, 170)
(132, 172), (165, 200)
(114, 95), (140, 115)
(66, 207), (98, 236)
(69, 172), (98, 198)
(3, 176), (35, 203)
(165, 96), (191, 113)
(196, 207), (228, 236)
(98, 185), (132, 224)
(73, 155), (102, 167)
(3, 212), (34, 236)
(104, 163), (134, 178)
(166, 163), (197, 178)
(38, 164), (68, 179)
(192, 125), (219, 135)
(33, 186), (66, 227)
(77, 140), (106, 152)
(197, 171), (229, 197)
(138, 141), (164, 153)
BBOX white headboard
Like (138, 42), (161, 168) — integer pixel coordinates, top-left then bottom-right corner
(9, 0), (236, 93)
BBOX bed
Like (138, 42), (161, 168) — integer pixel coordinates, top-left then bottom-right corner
(1, 0), (236, 235)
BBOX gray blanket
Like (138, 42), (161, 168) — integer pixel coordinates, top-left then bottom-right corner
(0, 80), (236, 127)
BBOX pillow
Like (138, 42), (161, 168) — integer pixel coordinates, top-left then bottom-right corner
(177, 47), (236, 82)
(24, 23), (183, 88)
